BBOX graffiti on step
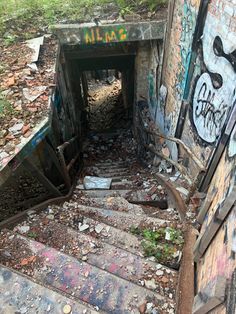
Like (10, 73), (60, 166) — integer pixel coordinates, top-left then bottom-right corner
(192, 13), (236, 143)
(83, 26), (127, 44)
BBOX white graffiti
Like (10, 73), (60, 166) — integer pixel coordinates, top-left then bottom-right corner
(193, 13), (236, 143)
(228, 123), (236, 158)
(193, 73), (229, 143)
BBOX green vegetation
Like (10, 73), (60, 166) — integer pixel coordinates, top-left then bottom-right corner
(0, 93), (14, 120)
(27, 232), (38, 239)
(130, 226), (184, 264)
(0, 0), (168, 42)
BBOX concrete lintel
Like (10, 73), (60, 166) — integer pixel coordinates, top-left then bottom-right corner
(51, 21), (166, 45)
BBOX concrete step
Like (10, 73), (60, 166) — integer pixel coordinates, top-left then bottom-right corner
(111, 175), (135, 181)
(88, 167), (130, 174)
(28, 210), (145, 255)
(79, 189), (132, 198)
(0, 266), (97, 314)
(14, 220), (177, 299)
(94, 160), (136, 168)
(0, 230), (172, 313)
(62, 204), (169, 232)
(73, 196), (145, 215)
(94, 172), (132, 178)
(76, 180), (134, 190)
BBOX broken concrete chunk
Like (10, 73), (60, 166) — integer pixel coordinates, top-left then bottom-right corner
(18, 225), (30, 233)
(156, 270), (164, 276)
(79, 224), (90, 232)
(95, 224), (104, 234)
(83, 176), (112, 190)
(9, 122), (24, 134)
(144, 279), (157, 290)
(26, 36), (44, 63)
(23, 86), (47, 102)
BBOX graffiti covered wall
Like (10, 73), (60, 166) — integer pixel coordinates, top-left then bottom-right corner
(180, 0), (236, 167)
(160, 0), (236, 313)
(160, 0), (200, 159)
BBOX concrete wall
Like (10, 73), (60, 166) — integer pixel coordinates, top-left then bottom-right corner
(158, 0), (236, 313)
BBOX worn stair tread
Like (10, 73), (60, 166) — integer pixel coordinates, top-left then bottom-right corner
(88, 167), (130, 173)
(110, 175), (135, 181)
(72, 196), (145, 215)
(79, 189), (132, 198)
(0, 265), (97, 314)
(14, 220), (177, 299)
(0, 230), (173, 313)
(95, 172), (132, 178)
(61, 204), (169, 232)
(94, 160), (136, 167)
(16, 211), (177, 275)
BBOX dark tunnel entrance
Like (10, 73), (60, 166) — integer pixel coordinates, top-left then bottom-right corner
(62, 44), (136, 137)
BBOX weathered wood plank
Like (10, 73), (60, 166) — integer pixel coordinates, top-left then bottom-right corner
(194, 186), (236, 261)
(193, 276), (226, 314)
(197, 188), (217, 224)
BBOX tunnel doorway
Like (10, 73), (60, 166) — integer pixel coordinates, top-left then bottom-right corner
(85, 70), (126, 131)
(62, 43), (136, 137)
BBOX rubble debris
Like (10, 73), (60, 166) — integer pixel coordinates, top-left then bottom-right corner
(0, 36), (57, 169)
(83, 176), (112, 190)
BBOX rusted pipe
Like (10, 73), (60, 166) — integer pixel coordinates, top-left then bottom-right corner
(154, 173), (188, 221)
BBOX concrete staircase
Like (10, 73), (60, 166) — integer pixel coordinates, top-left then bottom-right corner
(0, 131), (183, 313)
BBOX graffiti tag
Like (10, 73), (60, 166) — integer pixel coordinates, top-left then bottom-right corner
(193, 73), (229, 142)
(192, 10), (236, 143)
(84, 27), (127, 45)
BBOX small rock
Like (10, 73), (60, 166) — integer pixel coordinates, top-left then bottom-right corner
(0, 138), (6, 146)
(6, 76), (15, 87)
(9, 122), (24, 134)
(22, 124), (30, 134)
(147, 302), (153, 310)
(161, 276), (169, 283)
(63, 304), (72, 314)
(79, 224), (90, 232)
(18, 225), (30, 233)
(46, 214), (54, 220)
(138, 302), (147, 314)
(4, 143), (15, 153)
(156, 270), (164, 276)
(0, 130), (7, 138)
(156, 264), (162, 270)
(95, 224), (104, 234)
(144, 279), (157, 290)
(24, 130), (32, 138)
